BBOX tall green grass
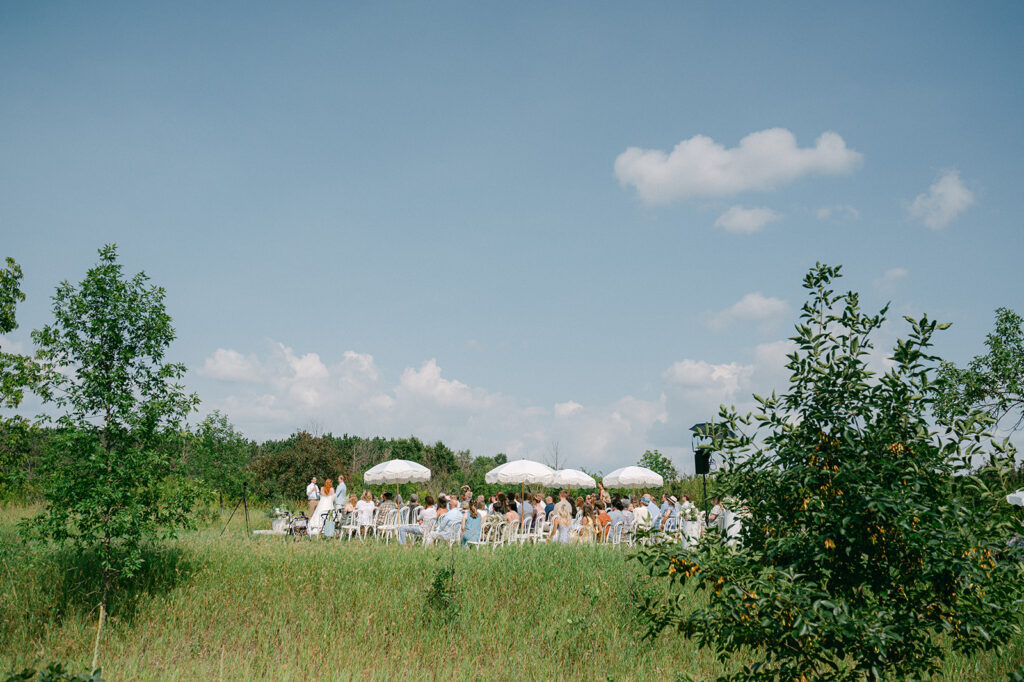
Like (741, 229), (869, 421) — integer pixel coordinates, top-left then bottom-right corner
(1, 506), (1021, 680)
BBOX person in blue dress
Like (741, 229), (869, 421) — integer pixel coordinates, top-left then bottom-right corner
(461, 500), (482, 545)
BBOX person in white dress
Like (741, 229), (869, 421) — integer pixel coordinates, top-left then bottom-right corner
(308, 479), (335, 536)
(355, 490), (376, 536)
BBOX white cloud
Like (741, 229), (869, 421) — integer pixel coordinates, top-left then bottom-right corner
(873, 267), (909, 294)
(663, 359), (754, 402)
(396, 359), (498, 411)
(0, 335), (26, 355)
(714, 205), (782, 234)
(614, 128), (863, 205)
(199, 348), (261, 382)
(707, 292), (789, 333)
(554, 400), (583, 418)
(816, 204), (860, 221)
(907, 170), (974, 229)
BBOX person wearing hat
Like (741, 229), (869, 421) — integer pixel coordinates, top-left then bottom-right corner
(660, 495), (680, 530)
(643, 494), (661, 527)
(404, 493), (422, 526)
(633, 496), (651, 528)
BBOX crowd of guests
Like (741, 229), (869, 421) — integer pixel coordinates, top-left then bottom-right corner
(300, 476), (739, 546)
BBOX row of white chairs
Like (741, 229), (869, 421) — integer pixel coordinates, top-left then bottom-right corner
(290, 506), (711, 548)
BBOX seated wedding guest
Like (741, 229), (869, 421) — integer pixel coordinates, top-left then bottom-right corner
(521, 495), (534, 526)
(608, 499), (626, 529)
(544, 496), (555, 520)
(504, 500), (520, 523)
(573, 496), (583, 517)
(595, 502), (611, 541)
(404, 494), (422, 524)
(474, 495), (488, 520)
(399, 495), (437, 545)
(633, 498), (650, 528)
(548, 496), (572, 544)
(426, 498), (465, 546)
(644, 494), (661, 527)
(622, 500), (635, 529)
(660, 496), (680, 530)
(378, 491), (398, 516)
(355, 491), (376, 535)
(708, 496), (727, 533)
(576, 503), (597, 544)
(461, 501), (482, 545)
(436, 494), (448, 513)
(343, 494), (358, 514)
(659, 494), (671, 522)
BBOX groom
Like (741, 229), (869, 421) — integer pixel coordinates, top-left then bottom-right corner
(306, 476), (320, 518)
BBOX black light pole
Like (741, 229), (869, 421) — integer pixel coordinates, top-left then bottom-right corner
(689, 422), (734, 523)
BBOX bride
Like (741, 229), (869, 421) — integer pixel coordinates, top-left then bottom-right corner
(308, 479), (335, 536)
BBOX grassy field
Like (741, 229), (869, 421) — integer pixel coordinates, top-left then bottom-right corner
(1, 506), (1022, 681)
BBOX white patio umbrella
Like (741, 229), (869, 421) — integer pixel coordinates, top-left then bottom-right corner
(602, 465), (664, 497)
(1007, 489), (1024, 506)
(545, 468), (597, 493)
(363, 459), (431, 497)
(485, 459), (555, 500)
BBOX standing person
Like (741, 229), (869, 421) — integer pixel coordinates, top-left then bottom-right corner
(306, 476), (320, 518)
(597, 481), (611, 505)
(334, 475), (348, 511)
(309, 480), (335, 536)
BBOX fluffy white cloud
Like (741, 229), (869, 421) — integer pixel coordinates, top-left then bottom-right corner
(873, 267), (909, 294)
(816, 204), (860, 221)
(907, 170), (974, 229)
(614, 128), (863, 205)
(707, 292), (789, 333)
(0, 335), (26, 355)
(199, 348), (261, 382)
(397, 358), (493, 411)
(714, 205), (782, 234)
(554, 400), (583, 417)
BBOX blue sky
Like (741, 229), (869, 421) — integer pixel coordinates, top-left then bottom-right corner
(2, 2), (1022, 473)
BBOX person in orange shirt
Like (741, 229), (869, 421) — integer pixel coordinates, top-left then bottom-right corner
(596, 501), (612, 541)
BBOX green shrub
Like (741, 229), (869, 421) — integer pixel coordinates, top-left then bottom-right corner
(636, 264), (1024, 680)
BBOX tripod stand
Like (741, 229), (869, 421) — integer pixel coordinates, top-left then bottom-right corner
(220, 482), (250, 537)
